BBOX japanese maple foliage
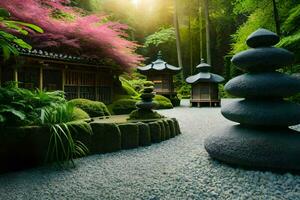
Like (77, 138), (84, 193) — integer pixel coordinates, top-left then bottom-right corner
(0, 0), (143, 69)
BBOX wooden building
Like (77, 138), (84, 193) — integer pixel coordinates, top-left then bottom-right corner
(137, 51), (181, 98)
(186, 59), (224, 107)
(0, 48), (120, 104)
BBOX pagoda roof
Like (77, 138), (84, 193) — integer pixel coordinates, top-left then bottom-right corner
(137, 51), (181, 74)
(186, 59), (224, 84)
(186, 72), (224, 84)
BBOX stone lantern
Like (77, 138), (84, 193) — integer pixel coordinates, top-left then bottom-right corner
(204, 28), (300, 171)
(186, 59), (224, 107)
(137, 51), (181, 99)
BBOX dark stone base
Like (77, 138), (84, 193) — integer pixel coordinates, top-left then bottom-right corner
(204, 124), (300, 171)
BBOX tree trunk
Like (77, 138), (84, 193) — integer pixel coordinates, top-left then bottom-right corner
(272, 0), (281, 36)
(204, 0), (211, 65)
(173, 0), (183, 73)
(199, 0), (203, 60)
(189, 15), (193, 75)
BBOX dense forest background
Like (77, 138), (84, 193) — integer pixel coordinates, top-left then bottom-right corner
(73, 0), (300, 81)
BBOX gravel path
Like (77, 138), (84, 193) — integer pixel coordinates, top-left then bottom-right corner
(1, 99), (300, 200)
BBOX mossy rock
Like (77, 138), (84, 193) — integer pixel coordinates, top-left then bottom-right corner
(163, 120), (171, 139)
(68, 121), (93, 156)
(72, 107), (90, 121)
(172, 118), (182, 135)
(118, 123), (139, 149)
(111, 99), (138, 115)
(90, 122), (121, 153)
(0, 126), (51, 173)
(137, 122), (151, 146)
(167, 119), (176, 138)
(157, 121), (166, 141)
(148, 122), (161, 143)
(69, 98), (110, 117)
(128, 109), (163, 120)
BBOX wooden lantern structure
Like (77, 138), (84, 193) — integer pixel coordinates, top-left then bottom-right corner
(137, 51), (181, 98)
(0, 48), (121, 104)
(186, 59), (224, 107)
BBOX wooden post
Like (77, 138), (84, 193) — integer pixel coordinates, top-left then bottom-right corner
(14, 68), (18, 87)
(95, 69), (99, 101)
(39, 66), (43, 90)
(0, 65), (2, 87)
(62, 67), (66, 91)
(77, 71), (80, 98)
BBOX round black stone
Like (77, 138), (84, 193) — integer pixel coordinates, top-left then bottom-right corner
(231, 47), (294, 72)
(141, 93), (155, 101)
(225, 72), (300, 98)
(204, 124), (300, 171)
(221, 99), (300, 126)
(136, 101), (157, 110)
(143, 87), (154, 93)
(246, 28), (280, 48)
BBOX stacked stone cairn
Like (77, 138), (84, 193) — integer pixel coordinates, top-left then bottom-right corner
(205, 28), (300, 171)
(129, 86), (163, 120)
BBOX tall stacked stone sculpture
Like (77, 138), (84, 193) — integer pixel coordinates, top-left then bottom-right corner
(205, 28), (300, 171)
(129, 86), (163, 120)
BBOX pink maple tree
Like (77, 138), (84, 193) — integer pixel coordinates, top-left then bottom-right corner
(0, 0), (143, 69)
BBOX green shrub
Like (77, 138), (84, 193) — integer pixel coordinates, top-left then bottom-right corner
(154, 95), (173, 109)
(119, 75), (154, 95)
(41, 103), (92, 165)
(69, 99), (110, 117)
(170, 96), (181, 107)
(137, 122), (151, 146)
(90, 122), (121, 153)
(111, 99), (138, 115)
(0, 85), (66, 126)
(72, 107), (90, 121)
(167, 119), (176, 138)
(163, 120), (171, 139)
(126, 79), (154, 93)
(113, 94), (133, 101)
(128, 109), (163, 120)
(148, 122), (161, 143)
(177, 83), (191, 99)
(119, 77), (140, 97)
(118, 123), (139, 149)
(157, 121), (166, 141)
(0, 85), (91, 167)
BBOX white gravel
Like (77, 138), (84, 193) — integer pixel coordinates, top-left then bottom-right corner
(1, 99), (300, 200)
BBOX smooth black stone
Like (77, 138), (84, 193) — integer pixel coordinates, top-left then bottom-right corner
(221, 99), (300, 126)
(143, 87), (154, 93)
(225, 72), (300, 98)
(141, 93), (155, 100)
(136, 101), (157, 110)
(204, 124), (300, 171)
(246, 28), (280, 48)
(231, 47), (294, 72)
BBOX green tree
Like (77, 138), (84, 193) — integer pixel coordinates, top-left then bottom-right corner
(0, 8), (43, 60)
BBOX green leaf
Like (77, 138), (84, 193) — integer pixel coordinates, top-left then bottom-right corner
(6, 21), (44, 33)
(13, 38), (32, 49)
(0, 114), (5, 123)
(0, 108), (26, 120)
